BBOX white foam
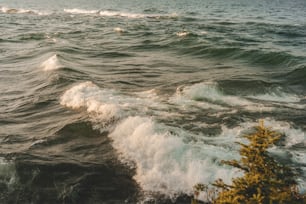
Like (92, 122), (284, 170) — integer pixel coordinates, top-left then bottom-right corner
(41, 54), (61, 71)
(60, 82), (122, 129)
(63, 8), (98, 14)
(262, 119), (306, 148)
(0, 6), (47, 15)
(176, 31), (189, 37)
(63, 8), (144, 18)
(63, 8), (176, 19)
(220, 118), (306, 149)
(114, 27), (124, 33)
(186, 82), (253, 106)
(171, 82), (251, 109)
(249, 90), (300, 103)
(60, 82), (306, 198)
(98, 10), (145, 18)
(170, 82), (277, 113)
(109, 116), (240, 198)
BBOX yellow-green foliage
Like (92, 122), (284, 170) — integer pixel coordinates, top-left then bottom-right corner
(212, 123), (304, 204)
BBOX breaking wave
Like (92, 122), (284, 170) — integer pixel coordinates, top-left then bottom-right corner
(170, 82), (304, 113)
(109, 116), (239, 198)
(60, 82), (306, 200)
(41, 54), (62, 71)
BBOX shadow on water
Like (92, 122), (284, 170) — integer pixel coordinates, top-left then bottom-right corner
(0, 121), (140, 204)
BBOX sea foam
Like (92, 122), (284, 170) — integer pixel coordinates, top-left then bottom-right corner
(63, 8), (177, 19)
(63, 8), (98, 14)
(60, 82), (306, 199)
(60, 82), (122, 129)
(0, 6), (47, 15)
(41, 54), (61, 71)
(109, 117), (306, 198)
(170, 82), (287, 113)
(98, 10), (144, 18)
(109, 116), (239, 197)
(176, 31), (189, 37)
(248, 87), (301, 103)
(170, 82), (263, 112)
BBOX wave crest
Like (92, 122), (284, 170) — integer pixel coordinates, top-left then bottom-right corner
(64, 8), (178, 19)
(60, 82), (122, 129)
(0, 6), (47, 15)
(41, 54), (62, 71)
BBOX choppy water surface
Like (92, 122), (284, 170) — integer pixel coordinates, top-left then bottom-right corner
(1, 0), (306, 203)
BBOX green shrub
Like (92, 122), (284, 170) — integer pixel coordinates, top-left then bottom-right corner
(193, 121), (305, 204)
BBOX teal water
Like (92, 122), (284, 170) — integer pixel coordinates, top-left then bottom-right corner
(0, 0), (306, 203)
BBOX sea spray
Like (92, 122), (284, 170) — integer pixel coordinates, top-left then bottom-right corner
(109, 116), (239, 197)
(59, 81), (306, 199)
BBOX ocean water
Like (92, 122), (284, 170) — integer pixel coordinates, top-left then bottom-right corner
(1, 0), (306, 203)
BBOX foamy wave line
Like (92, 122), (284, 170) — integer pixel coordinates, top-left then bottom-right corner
(60, 82), (122, 129)
(60, 82), (166, 120)
(64, 8), (143, 18)
(60, 82), (306, 199)
(170, 82), (265, 112)
(63, 8), (99, 15)
(64, 8), (178, 19)
(0, 6), (48, 15)
(171, 82), (304, 112)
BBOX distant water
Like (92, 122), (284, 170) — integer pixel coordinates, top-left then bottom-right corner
(0, 0), (306, 203)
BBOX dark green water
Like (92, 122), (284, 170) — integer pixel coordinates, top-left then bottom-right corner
(0, 0), (305, 203)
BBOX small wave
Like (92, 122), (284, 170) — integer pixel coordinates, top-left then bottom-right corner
(176, 31), (190, 37)
(64, 8), (144, 18)
(41, 54), (62, 71)
(238, 49), (299, 67)
(60, 82), (122, 129)
(63, 8), (99, 15)
(249, 91), (300, 103)
(170, 82), (305, 113)
(60, 82), (167, 124)
(60, 82), (306, 199)
(99, 10), (178, 19)
(64, 8), (177, 19)
(0, 6), (47, 15)
(114, 27), (125, 33)
(173, 82), (253, 107)
(285, 65), (306, 87)
(98, 10), (145, 18)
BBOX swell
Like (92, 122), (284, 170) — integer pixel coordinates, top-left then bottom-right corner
(282, 64), (306, 89)
(175, 43), (303, 68)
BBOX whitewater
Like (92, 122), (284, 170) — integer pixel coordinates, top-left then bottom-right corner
(0, 0), (306, 203)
